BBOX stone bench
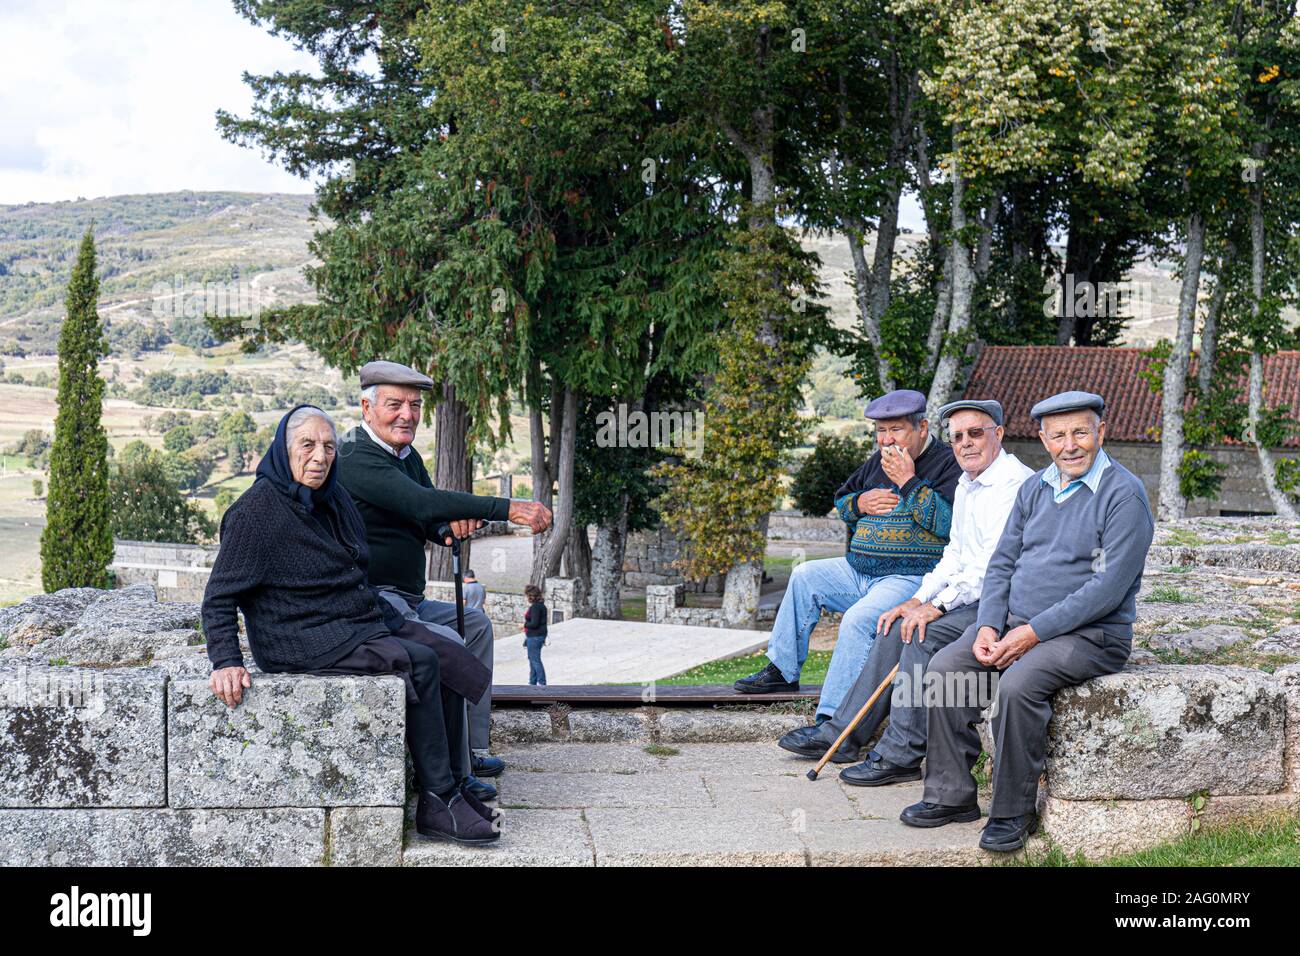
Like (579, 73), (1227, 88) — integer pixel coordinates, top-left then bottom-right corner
(0, 666), (407, 866)
(4, 658), (1299, 864)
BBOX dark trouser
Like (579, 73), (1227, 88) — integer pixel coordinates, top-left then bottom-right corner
(377, 587), (495, 752)
(400, 637), (469, 793)
(525, 636), (546, 686)
(863, 602), (981, 766)
(923, 614), (1130, 818)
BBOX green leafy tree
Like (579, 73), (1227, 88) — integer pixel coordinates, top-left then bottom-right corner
(791, 433), (870, 517)
(40, 229), (113, 591)
(109, 451), (215, 544)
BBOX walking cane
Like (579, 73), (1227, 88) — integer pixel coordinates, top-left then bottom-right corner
(806, 662), (900, 781)
(435, 523), (465, 639)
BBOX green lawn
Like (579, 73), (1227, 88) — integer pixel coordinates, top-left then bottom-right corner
(1017, 814), (1300, 867)
(656, 649), (832, 686)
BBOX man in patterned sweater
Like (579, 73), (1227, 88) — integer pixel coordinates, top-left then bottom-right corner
(734, 389), (962, 723)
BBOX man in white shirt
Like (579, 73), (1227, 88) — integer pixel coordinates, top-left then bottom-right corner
(777, 399), (1033, 779)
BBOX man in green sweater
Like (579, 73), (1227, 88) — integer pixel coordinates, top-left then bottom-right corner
(337, 361), (552, 793)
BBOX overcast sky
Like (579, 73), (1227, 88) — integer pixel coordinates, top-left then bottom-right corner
(0, 0), (320, 205)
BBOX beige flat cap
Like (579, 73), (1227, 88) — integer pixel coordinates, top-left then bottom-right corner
(359, 360), (434, 390)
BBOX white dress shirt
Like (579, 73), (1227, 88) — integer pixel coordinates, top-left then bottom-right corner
(361, 420), (413, 460)
(911, 448), (1035, 609)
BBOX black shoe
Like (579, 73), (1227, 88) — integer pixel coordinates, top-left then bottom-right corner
(979, 814), (1039, 852)
(899, 800), (982, 828)
(458, 779), (502, 824)
(776, 726), (858, 763)
(472, 753), (505, 778)
(840, 752), (922, 787)
(734, 662), (799, 694)
(463, 774), (498, 802)
(415, 790), (501, 845)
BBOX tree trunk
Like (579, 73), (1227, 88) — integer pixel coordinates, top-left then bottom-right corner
(563, 519), (592, 615)
(1198, 241), (1233, 396)
(923, 247), (954, 374)
(590, 495), (629, 619)
(846, 219), (894, 392)
(1246, 163), (1299, 520)
(926, 148), (974, 421)
(428, 382), (472, 583)
(531, 385), (578, 585)
(1156, 211), (1205, 521)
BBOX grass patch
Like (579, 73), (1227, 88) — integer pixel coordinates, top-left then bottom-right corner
(1160, 529), (1208, 547)
(1144, 585), (1201, 604)
(1017, 814), (1300, 867)
(644, 744), (680, 757)
(657, 650), (832, 687)
(619, 596), (646, 622)
(1164, 564), (1191, 574)
(1145, 643), (1297, 672)
(1266, 531), (1300, 546)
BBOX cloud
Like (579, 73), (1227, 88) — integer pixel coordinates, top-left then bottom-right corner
(0, 0), (323, 204)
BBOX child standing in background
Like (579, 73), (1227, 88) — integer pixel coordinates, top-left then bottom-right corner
(523, 584), (548, 686)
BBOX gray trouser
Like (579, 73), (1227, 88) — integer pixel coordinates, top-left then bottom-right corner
(376, 587), (495, 752)
(922, 613), (1130, 818)
(816, 602), (979, 757)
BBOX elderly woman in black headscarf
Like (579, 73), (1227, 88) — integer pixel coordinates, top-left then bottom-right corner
(201, 404), (499, 846)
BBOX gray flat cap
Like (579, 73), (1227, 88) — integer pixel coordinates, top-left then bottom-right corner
(937, 398), (1004, 426)
(1030, 390), (1105, 423)
(359, 360), (434, 390)
(864, 388), (927, 420)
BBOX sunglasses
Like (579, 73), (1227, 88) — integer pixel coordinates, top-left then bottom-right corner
(946, 426), (991, 445)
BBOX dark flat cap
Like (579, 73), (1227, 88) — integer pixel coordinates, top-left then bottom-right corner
(864, 388), (927, 420)
(1030, 390), (1105, 423)
(937, 398), (1004, 426)
(360, 360), (434, 390)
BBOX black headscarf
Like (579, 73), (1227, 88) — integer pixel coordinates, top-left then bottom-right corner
(255, 404), (344, 515)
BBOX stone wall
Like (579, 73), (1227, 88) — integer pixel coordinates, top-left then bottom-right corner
(0, 664), (407, 866)
(423, 576), (579, 636)
(111, 540), (216, 603)
(645, 583), (776, 629)
(623, 524), (726, 593)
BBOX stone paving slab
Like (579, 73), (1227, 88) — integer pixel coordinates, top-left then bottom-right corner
(499, 770), (712, 810)
(703, 773), (859, 823)
(585, 807), (808, 866)
(498, 743), (667, 774)
(492, 618), (769, 684)
(466, 742), (1001, 866)
(402, 809), (593, 867)
(798, 817), (993, 866)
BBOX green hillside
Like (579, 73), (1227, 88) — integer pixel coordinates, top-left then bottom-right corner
(0, 191), (318, 353)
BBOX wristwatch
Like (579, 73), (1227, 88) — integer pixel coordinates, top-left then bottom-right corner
(931, 597), (949, 613)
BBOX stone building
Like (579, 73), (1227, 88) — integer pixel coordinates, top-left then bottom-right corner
(960, 345), (1300, 516)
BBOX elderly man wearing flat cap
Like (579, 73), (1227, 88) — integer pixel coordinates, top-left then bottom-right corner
(777, 399), (1033, 774)
(336, 361), (553, 799)
(734, 389), (962, 726)
(901, 390), (1154, 852)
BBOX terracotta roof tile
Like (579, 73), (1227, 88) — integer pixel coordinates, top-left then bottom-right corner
(962, 345), (1300, 448)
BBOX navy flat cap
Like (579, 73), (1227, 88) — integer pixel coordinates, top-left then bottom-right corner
(864, 388), (927, 420)
(1030, 390), (1105, 423)
(359, 360), (434, 390)
(937, 398), (1004, 426)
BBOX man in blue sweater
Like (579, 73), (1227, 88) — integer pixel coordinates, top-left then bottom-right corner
(900, 391), (1154, 852)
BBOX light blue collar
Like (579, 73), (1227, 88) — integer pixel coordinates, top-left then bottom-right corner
(1042, 449), (1110, 503)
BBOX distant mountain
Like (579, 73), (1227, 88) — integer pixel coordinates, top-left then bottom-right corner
(0, 190), (1223, 360)
(0, 191), (319, 353)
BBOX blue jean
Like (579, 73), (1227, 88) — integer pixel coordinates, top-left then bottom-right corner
(765, 556), (921, 720)
(524, 636), (547, 685)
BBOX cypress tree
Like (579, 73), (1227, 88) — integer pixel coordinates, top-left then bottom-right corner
(40, 228), (113, 591)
